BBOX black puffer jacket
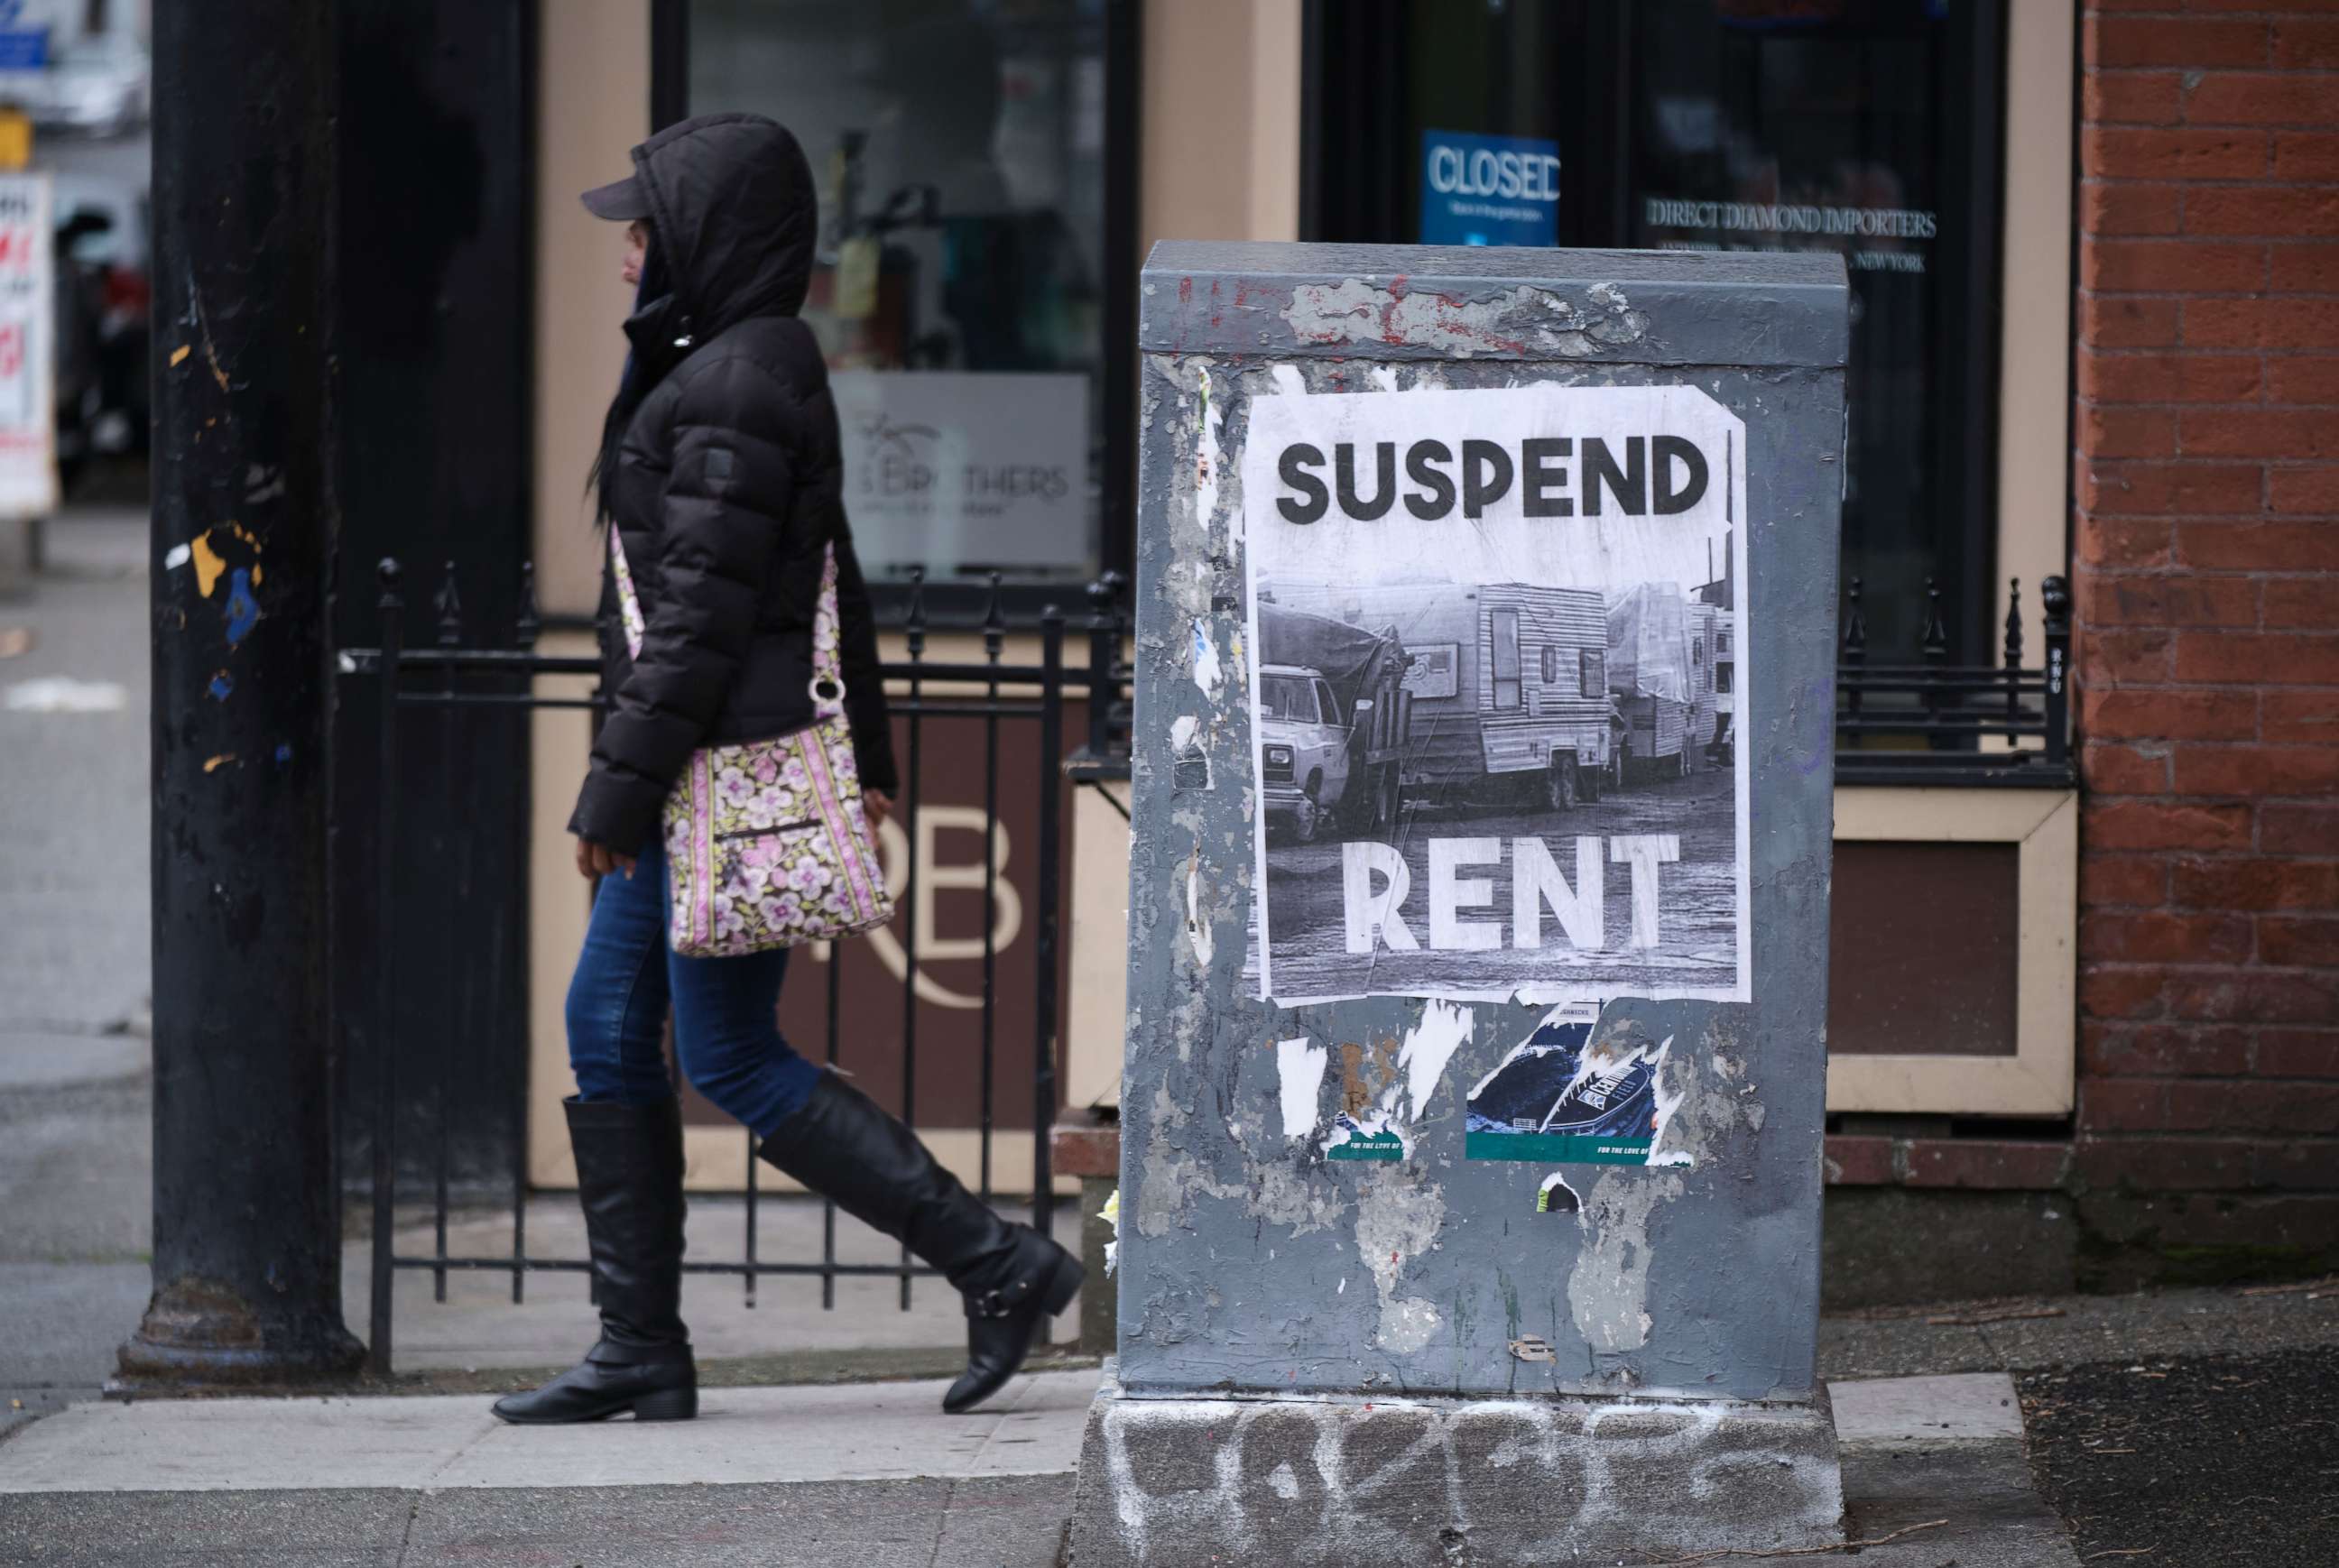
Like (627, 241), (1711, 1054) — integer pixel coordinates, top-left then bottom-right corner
(569, 115), (898, 856)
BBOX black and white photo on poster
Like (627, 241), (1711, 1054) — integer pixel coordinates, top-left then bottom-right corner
(1240, 382), (1750, 1006)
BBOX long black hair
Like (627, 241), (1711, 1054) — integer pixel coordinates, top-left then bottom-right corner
(591, 235), (677, 522)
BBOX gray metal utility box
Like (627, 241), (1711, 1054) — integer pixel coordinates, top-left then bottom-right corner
(1073, 242), (1850, 1567)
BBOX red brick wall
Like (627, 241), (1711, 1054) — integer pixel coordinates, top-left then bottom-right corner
(2075, 3), (2339, 1283)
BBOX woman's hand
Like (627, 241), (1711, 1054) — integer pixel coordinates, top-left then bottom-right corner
(863, 790), (893, 833)
(574, 837), (637, 881)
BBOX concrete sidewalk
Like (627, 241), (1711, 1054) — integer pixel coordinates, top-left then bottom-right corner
(1, 1370), (1096, 1495)
(0, 509), (155, 1444)
(0, 1368), (2086, 1566)
(0, 1371), (1096, 1567)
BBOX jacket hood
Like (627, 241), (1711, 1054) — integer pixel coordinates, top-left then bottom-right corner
(630, 113), (817, 341)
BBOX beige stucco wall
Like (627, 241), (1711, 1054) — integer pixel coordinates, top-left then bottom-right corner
(1994, 0), (2076, 647)
(527, 2), (649, 1184)
(534, 0), (650, 619)
(1140, 0), (1302, 252)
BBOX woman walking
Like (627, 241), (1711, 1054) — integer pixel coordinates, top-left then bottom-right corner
(493, 113), (1080, 1426)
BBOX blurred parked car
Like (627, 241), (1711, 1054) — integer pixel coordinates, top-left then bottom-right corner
(0, 34), (148, 137)
(51, 205), (106, 486)
(51, 175), (148, 473)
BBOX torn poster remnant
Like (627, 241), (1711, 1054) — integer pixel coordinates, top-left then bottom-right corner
(1190, 619), (1223, 698)
(1538, 1171), (1583, 1215)
(1396, 998), (1472, 1122)
(1323, 1111), (1405, 1162)
(1466, 1002), (1680, 1166)
(1274, 1038), (1328, 1139)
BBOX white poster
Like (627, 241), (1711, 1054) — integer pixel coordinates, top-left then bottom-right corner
(0, 171), (53, 520)
(830, 369), (1088, 575)
(1241, 382), (1749, 1007)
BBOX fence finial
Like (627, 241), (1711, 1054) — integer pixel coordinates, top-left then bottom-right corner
(435, 559), (463, 648)
(1919, 575), (1948, 661)
(2040, 575), (2071, 630)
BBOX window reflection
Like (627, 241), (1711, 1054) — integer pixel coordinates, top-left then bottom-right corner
(1627, 0), (1988, 666)
(1316, 0), (2003, 667)
(689, 0), (1107, 583)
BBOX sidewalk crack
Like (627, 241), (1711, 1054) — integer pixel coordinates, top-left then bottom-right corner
(391, 1494), (422, 1568)
(925, 1475), (960, 1568)
(416, 1412), (500, 1490)
(393, 1409), (500, 1562)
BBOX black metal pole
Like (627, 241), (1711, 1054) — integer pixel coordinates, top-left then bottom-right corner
(1032, 610), (1065, 1241)
(979, 575), (1002, 1202)
(899, 571), (925, 1309)
(123, 0), (363, 1385)
(2041, 576), (2072, 771)
(369, 562), (403, 1374)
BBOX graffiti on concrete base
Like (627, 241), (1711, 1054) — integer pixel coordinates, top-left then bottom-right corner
(1090, 1392), (1843, 1566)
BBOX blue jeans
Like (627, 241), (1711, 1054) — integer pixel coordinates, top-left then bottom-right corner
(565, 835), (821, 1140)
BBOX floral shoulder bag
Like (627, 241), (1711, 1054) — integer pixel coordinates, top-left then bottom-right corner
(610, 530), (895, 957)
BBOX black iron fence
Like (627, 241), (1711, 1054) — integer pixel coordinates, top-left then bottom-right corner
(334, 555), (2057, 1370)
(339, 557), (1132, 1374)
(1835, 574), (2073, 788)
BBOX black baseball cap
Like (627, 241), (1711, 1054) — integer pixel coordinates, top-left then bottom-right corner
(580, 171), (649, 222)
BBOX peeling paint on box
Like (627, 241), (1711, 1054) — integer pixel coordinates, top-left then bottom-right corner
(1568, 1168), (1684, 1355)
(1281, 278), (1647, 360)
(1183, 853), (1214, 970)
(1194, 360), (1223, 540)
(1354, 1175), (1445, 1353)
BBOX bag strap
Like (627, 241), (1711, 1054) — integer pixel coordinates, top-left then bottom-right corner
(609, 528), (646, 661)
(610, 529), (846, 719)
(810, 544), (846, 719)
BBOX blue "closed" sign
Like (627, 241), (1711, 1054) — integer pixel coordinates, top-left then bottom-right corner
(1419, 130), (1561, 248)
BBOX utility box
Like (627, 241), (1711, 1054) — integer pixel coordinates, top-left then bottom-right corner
(1071, 243), (1850, 1566)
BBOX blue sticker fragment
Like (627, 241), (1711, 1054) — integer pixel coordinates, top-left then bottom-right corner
(207, 673), (234, 701)
(224, 568), (261, 646)
(274, 743), (293, 763)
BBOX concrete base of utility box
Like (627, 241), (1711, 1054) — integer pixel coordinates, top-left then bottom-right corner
(1068, 1370), (1844, 1566)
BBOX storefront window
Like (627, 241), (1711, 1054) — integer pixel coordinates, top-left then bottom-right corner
(1309, 0), (2007, 663)
(684, 0), (1112, 588)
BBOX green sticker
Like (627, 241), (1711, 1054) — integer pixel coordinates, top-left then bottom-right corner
(1468, 1130), (1650, 1164)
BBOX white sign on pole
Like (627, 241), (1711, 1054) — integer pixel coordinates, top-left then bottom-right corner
(0, 171), (54, 520)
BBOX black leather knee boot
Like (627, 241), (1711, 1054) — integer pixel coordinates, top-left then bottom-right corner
(493, 1097), (698, 1424)
(758, 1072), (1083, 1414)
